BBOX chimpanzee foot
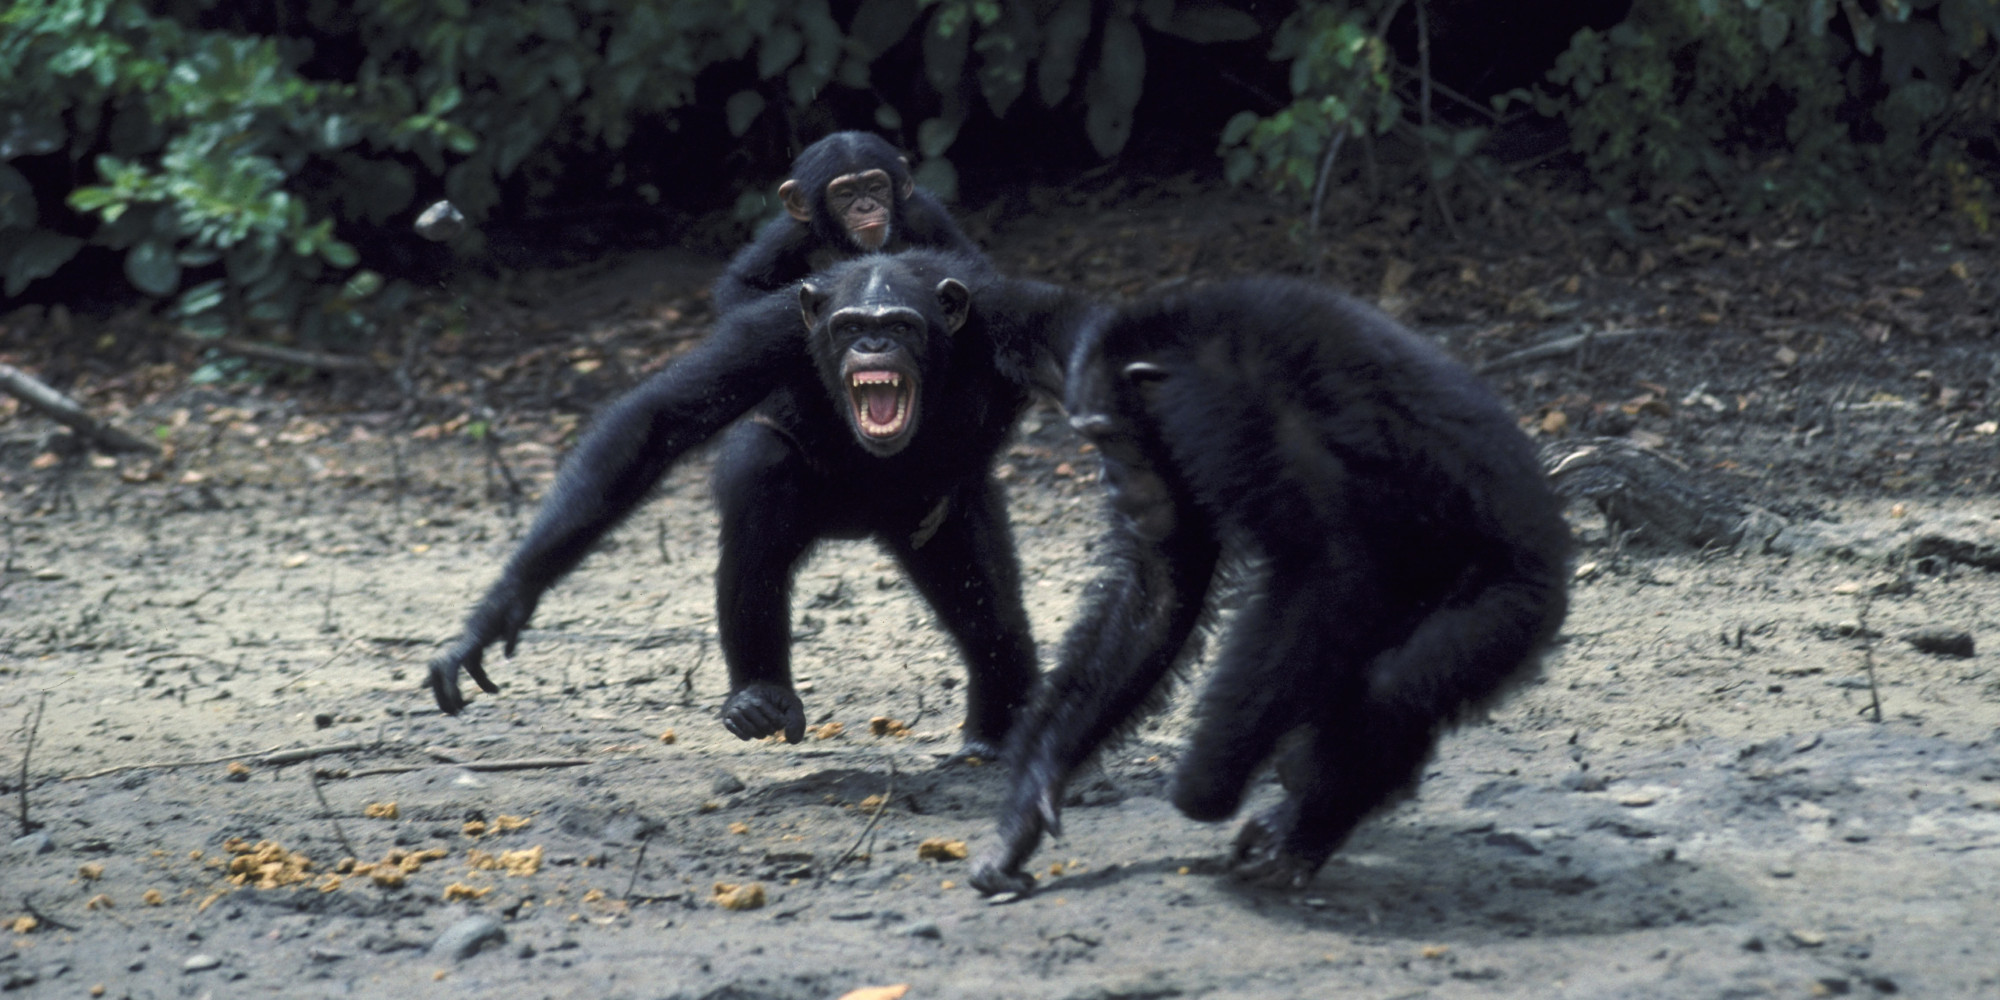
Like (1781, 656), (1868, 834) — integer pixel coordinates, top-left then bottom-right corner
(968, 852), (1037, 897)
(721, 683), (806, 743)
(1228, 801), (1326, 890)
(942, 734), (1005, 767)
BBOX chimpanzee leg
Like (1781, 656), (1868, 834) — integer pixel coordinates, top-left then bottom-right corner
(883, 478), (1038, 758)
(969, 519), (1220, 896)
(1171, 558), (1387, 824)
(1228, 693), (1437, 888)
(713, 422), (824, 743)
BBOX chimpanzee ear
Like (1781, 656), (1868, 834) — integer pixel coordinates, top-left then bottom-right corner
(798, 282), (830, 330)
(1122, 361), (1169, 384)
(778, 179), (813, 223)
(897, 157), (915, 200)
(935, 278), (970, 334)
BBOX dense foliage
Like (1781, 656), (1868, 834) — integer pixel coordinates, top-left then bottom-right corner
(2, 0), (1995, 345)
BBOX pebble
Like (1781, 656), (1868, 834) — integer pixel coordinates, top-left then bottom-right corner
(183, 954), (221, 973)
(1903, 627), (1974, 658)
(10, 832), (54, 856)
(1787, 928), (1827, 948)
(430, 915), (507, 962)
(711, 772), (746, 795)
(902, 921), (942, 940)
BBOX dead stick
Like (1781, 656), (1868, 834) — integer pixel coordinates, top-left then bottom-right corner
(175, 331), (380, 373)
(622, 838), (651, 901)
(0, 363), (161, 454)
(1474, 327), (1674, 374)
(306, 768), (360, 859)
(18, 692), (46, 836)
(20, 893), (78, 932)
(822, 762), (896, 881)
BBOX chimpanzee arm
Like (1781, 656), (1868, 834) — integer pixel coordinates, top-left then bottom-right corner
(979, 278), (1106, 399)
(969, 517), (1220, 896)
(711, 216), (809, 316)
(427, 298), (808, 714)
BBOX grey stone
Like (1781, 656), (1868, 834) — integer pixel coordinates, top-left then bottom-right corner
(430, 915), (507, 962)
(183, 954), (221, 973)
(9, 832), (53, 856)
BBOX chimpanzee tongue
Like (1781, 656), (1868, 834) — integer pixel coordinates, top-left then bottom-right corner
(863, 383), (899, 426)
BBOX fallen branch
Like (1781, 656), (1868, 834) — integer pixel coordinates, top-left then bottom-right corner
(1475, 327), (1675, 374)
(17, 692), (46, 836)
(61, 741), (373, 781)
(822, 762), (896, 881)
(0, 363), (161, 455)
(176, 331), (380, 373)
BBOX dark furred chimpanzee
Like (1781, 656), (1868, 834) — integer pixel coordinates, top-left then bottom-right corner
(971, 279), (1572, 895)
(711, 132), (984, 315)
(427, 250), (1092, 758)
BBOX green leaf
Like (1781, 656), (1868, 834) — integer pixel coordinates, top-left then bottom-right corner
(321, 238), (359, 269)
(759, 25), (804, 79)
(727, 90), (768, 136)
(911, 157), (958, 202)
(1758, 6), (1791, 51)
(923, 7), (971, 95)
(875, 104), (905, 130)
(918, 116), (961, 158)
(175, 279), (227, 317)
(1145, 1), (1261, 44)
(849, 0), (920, 58)
(1038, 0), (1092, 106)
(0, 165), (34, 229)
(1220, 110), (1259, 147)
(4, 231), (85, 297)
(1083, 15), (1145, 157)
(124, 240), (181, 297)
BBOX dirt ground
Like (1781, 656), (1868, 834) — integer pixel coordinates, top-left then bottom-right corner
(3, 182), (2000, 1000)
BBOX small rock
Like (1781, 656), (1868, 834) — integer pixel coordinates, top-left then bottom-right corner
(430, 915), (507, 962)
(2, 968), (38, 990)
(711, 772), (746, 795)
(1787, 928), (1826, 948)
(182, 954), (221, 973)
(1560, 772), (1607, 792)
(414, 200), (466, 241)
(10, 832), (53, 855)
(1902, 627), (1974, 658)
(902, 921), (941, 940)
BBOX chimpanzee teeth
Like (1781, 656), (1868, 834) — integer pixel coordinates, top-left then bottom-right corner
(851, 372), (901, 387)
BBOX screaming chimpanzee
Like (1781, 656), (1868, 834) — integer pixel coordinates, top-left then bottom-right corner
(711, 132), (984, 315)
(971, 279), (1572, 895)
(428, 250), (1091, 757)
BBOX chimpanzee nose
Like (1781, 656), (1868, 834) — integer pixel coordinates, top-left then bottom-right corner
(855, 336), (896, 354)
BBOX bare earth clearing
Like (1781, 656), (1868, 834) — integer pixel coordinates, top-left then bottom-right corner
(3, 186), (1999, 999)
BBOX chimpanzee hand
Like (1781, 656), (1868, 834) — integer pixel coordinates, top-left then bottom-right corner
(721, 682), (807, 743)
(427, 578), (540, 715)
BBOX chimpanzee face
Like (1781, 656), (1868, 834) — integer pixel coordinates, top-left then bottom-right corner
(1066, 331), (1178, 541)
(800, 264), (969, 457)
(780, 165), (913, 252)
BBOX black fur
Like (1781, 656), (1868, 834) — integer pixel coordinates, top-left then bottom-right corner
(972, 279), (1572, 894)
(429, 250), (1090, 756)
(711, 132), (983, 315)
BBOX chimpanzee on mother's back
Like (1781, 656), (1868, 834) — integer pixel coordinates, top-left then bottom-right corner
(428, 250), (1091, 757)
(712, 132), (983, 314)
(973, 278), (1572, 894)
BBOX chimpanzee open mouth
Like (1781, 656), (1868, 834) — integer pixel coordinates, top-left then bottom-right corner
(847, 368), (917, 444)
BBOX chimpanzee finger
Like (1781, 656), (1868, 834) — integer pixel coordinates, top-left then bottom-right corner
(427, 656), (464, 715)
(463, 647), (499, 695)
(782, 701), (806, 744)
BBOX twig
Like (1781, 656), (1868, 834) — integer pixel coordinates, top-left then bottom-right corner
(18, 692), (46, 836)
(1306, 127), (1349, 277)
(20, 894), (79, 932)
(1857, 595), (1883, 723)
(58, 741), (380, 781)
(1474, 327), (1675, 374)
(822, 762), (897, 881)
(421, 747), (593, 771)
(306, 768), (360, 859)
(622, 838), (651, 902)
(175, 331), (379, 373)
(0, 363), (161, 455)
